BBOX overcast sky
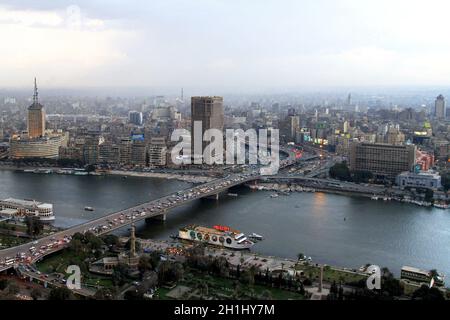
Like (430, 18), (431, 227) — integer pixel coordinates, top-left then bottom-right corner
(1, 0), (450, 90)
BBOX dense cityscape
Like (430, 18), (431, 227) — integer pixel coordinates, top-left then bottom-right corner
(0, 1), (449, 312)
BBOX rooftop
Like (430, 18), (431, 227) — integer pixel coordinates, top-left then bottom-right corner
(1, 198), (52, 209)
(401, 266), (430, 276)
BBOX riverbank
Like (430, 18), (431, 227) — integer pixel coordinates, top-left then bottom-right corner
(107, 170), (215, 184)
(0, 164), (215, 184)
(248, 182), (449, 210)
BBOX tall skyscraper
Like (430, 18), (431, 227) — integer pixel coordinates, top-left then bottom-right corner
(27, 78), (46, 138)
(435, 94), (446, 119)
(191, 96), (224, 158)
(129, 111), (143, 126)
(287, 115), (300, 140)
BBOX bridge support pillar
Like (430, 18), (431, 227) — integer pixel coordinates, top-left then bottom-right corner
(145, 212), (166, 223)
(205, 193), (219, 200)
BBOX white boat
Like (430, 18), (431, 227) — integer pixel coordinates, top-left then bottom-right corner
(249, 233), (264, 241)
(270, 193), (279, 198)
(178, 225), (254, 250)
(434, 203), (449, 210)
(0, 198), (55, 222)
(84, 207), (95, 212)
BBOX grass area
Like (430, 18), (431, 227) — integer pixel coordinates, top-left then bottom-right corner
(36, 249), (115, 289)
(296, 264), (367, 284)
(36, 250), (82, 273)
(0, 234), (29, 248)
(0, 222), (27, 233)
(180, 271), (305, 300)
(155, 287), (172, 299)
(83, 277), (114, 288)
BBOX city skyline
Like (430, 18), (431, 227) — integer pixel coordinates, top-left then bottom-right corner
(2, 0), (450, 89)
(1, 0), (450, 305)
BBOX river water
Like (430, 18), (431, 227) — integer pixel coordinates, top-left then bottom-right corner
(1, 169), (449, 277)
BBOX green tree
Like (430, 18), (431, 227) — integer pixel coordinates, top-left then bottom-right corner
(138, 256), (154, 276)
(329, 162), (351, 181)
(102, 234), (120, 247)
(260, 289), (273, 300)
(25, 216), (44, 238)
(94, 288), (117, 300)
(69, 239), (86, 255)
(48, 287), (74, 300)
(0, 279), (8, 290)
(412, 285), (445, 301)
(7, 283), (19, 295)
(30, 288), (42, 300)
(85, 232), (104, 251)
(352, 170), (373, 183)
(112, 263), (129, 286)
(157, 262), (184, 285)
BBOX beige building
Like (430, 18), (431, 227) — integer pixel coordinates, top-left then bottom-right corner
(119, 138), (132, 165)
(435, 94), (446, 119)
(27, 79), (46, 139)
(385, 127), (405, 145)
(349, 142), (416, 179)
(131, 140), (147, 166)
(10, 80), (68, 159)
(191, 96), (224, 159)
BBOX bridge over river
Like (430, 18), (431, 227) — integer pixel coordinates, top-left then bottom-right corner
(0, 147), (317, 272)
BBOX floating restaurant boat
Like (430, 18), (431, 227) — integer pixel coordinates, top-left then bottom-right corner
(0, 198), (55, 222)
(178, 225), (254, 250)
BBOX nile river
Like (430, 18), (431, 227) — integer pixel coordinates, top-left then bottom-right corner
(1, 169), (449, 277)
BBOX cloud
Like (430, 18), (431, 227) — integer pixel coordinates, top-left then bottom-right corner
(2, 1), (450, 89)
(0, 5), (134, 87)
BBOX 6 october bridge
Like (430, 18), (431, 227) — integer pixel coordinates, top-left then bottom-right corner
(0, 148), (318, 270)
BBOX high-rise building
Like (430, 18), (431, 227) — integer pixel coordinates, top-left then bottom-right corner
(83, 135), (104, 165)
(129, 111), (143, 126)
(119, 138), (132, 165)
(148, 137), (167, 167)
(287, 115), (300, 140)
(10, 80), (67, 159)
(343, 121), (349, 134)
(349, 142), (416, 180)
(287, 108), (296, 117)
(435, 95), (446, 119)
(98, 142), (120, 164)
(385, 126), (405, 145)
(28, 78), (46, 138)
(191, 96), (224, 158)
(347, 93), (352, 106)
(131, 140), (147, 166)
(148, 144), (167, 167)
